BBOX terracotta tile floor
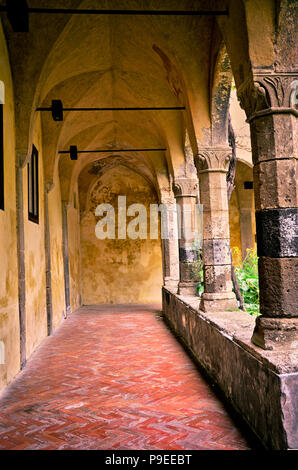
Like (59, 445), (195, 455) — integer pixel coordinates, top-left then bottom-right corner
(0, 305), (253, 450)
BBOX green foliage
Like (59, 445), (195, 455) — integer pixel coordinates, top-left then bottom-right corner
(232, 247), (260, 316)
(189, 255), (204, 296)
(189, 243), (260, 315)
(187, 242), (204, 295)
(197, 274), (204, 297)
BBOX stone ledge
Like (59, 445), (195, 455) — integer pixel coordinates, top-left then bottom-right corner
(165, 287), (298, 375)
(162, 287), (298, 449)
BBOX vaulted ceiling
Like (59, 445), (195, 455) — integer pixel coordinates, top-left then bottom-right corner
(1, 0), (232, 202)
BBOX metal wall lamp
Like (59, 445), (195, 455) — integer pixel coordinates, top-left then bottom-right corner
(1, 1), (229, 32)
(36, 100), (186, 122)
(59, 146), (167, 160)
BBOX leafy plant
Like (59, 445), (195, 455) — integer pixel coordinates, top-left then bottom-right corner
(187, 241), (204, 296)
(232, 247), (260, 316)
(189, 243), (260, 315)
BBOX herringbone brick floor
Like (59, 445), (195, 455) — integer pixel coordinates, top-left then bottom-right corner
(0, 305), (253, 450)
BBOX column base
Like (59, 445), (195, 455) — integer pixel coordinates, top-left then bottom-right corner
(200, 292), (238, 312)
(164, 279), (179, 292)
(178, 282), (197, 296)
(251, 316), (298, 350)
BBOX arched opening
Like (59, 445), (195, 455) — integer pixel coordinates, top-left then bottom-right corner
(80, 164), (163, 304)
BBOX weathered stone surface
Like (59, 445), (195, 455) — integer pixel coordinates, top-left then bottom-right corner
(174, 182), (199, 296)
(163, 288), (298, 449)
(177, 282), (197, 296)
(280, 374), (298, 451)
(199, 172), (228, 211)
(160, 197), (179, 290)
(177, 254), (198, 294)
(250, 118), (273, 159)
(203, 238), (231, 265)
(252, 315), (298, 350)
(250, 114), (295, 164)
(202, 210), (230, 239)
(246, 73), (298, 345)
(178, 247), (199, 263)
(173, 178), (198, 198)
(200, 292), (238, 312)
(162, 237), (179, 289)
(199, 170), (228, 191)
(256, 208), (298, 258)
(196, 147), (231, 171)
(204, 264), (233, 293)
(238, 73), (298, 122)
(196, 147), (236, 308)
(179, 261), (196, 285)
(254, 158), (297, 210)
(258, 257), (298, 318)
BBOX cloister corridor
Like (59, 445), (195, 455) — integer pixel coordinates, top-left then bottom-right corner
(0, 305), (254, 450)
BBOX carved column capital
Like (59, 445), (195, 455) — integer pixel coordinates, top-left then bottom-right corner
(160, 191), (176, 207)
(237, 72), (298, 122)
(195, 147), (231, 173)
(173, 178), (198, 198)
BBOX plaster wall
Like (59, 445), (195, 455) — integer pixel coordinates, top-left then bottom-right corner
(23, 114), (47, 358)
(229, 190), (242, 264)
(229, 186), (257, 264)
(0, 22), (20, 391)
(80, 166), (163, 305)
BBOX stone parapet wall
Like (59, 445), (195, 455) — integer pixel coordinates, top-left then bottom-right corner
(162, 287), (298, 450)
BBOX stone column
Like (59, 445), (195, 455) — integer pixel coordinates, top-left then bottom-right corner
(173, 178), (199, 296)
(195, 148), (238, 312)
(160, 195), (179, 291)
(238, 72), (298, 349)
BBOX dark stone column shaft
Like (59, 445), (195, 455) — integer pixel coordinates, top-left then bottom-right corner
(160, 196), (179, 290)
(195, 148), (237, 312)
(173, 178), (199, 296)
(237, 73), (298, 348)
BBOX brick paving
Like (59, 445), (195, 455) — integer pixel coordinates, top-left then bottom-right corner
(0, 305), (253, 450)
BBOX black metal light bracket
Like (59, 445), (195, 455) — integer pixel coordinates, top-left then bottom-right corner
(59, 145), (167, 160)
(51, 100), (63, 121)
(244, 181), (254, 190)
(36, 100), (185, 121)
(1, 1), (228, 32)
(69, 145), (78, 161)
(6, 0), (29, 32)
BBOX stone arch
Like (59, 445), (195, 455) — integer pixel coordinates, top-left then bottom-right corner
(216, 0), (253, 93)
(152, 44), (200, 175)
(210, 41), (233, 146)
(82, 159), (159, 217)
